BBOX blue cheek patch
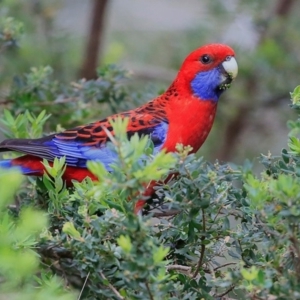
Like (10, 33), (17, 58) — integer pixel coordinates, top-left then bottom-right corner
(191, 67), (222, 101)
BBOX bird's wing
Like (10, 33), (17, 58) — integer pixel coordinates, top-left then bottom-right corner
(0, 112), (169, 169)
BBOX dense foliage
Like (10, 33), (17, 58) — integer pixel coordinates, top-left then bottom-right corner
(1, 9), (300, 300)
(1, 66), (300, 299)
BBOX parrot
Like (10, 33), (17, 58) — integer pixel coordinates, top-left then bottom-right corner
(0, 43), (238, 212)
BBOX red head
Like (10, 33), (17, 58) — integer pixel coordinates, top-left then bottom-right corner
(174, 44), (238, 102)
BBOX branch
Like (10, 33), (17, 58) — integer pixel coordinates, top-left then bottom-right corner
(214, 285), (235, 298)
(166, 264), (192, 277)
(99, 271), (124, 300)
(214, 262), (237, 271)
(77, 272), (90, 300)
(0, 99), (12, 105)
(80, 0), (110, 79)
(218, 0), (296, 161)
(289, 235), (300, 279)
(38, 243), (73, 259)
(152, 209), (181, 218)
(145, 282), (154, 300)
(192, 208), (206, 278)
(275, 0), (296, 15)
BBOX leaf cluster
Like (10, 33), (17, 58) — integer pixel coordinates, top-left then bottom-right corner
(4, 65), (146, 131)
(0, 169), (75, 300)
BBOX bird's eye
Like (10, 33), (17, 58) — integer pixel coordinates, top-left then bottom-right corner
(200, 54), (212, 64)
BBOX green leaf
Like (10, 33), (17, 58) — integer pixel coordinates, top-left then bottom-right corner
(62, 222), (83, 241)
(281, 148), (290, 164)
(117, 235), (132, 253)
(0, 169), (23, 209)
(288, 136), (300, 155)
(153, 246), (169, 264)
(291, 85), (300, 105)
(241, 266), (259, 281)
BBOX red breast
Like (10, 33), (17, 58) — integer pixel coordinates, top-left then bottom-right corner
(163, 98), (217, 153)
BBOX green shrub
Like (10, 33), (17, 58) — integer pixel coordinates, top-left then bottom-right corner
(1, 83), (300, 299)
(0, 168), (75, 299)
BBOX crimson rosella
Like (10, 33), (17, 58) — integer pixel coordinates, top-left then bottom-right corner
(0, 43), (238, 212)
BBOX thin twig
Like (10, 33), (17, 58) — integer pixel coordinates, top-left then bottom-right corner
(210, 205), (224, 225)
(214, 262), (237, 271)
(255, 221), (281, 238)
(153, 222), (178, 232)
(100, 124), (118, 145)
(214, 285), (235, 298)
(77, 271), (90, 300)
(99, 271), (124, 300)
(289, 235), (300, 279)
(192, 208), (206, 278)
(145, 282), (154, 300)
(193, 241), (206, 278)
(166, 264), (192, 277)
(252, 294), (265, 300)
(152, 210), (181, 217)
(0, 99), (13, 105)
(206, 263), (216, 280)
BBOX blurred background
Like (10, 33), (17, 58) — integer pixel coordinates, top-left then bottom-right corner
(1, 0), (300, 164)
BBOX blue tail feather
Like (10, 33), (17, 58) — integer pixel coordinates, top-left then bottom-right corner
(0, 159), (35, 174)
(0, 160), (13, 169)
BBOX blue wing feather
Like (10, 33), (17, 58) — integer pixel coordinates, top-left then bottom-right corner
(0, 115), (169, 171)
(44, 121), (168, 169)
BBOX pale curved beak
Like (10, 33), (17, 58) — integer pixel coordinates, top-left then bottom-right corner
(222, 56), (238, 80)
(218, 56), (238, 90)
